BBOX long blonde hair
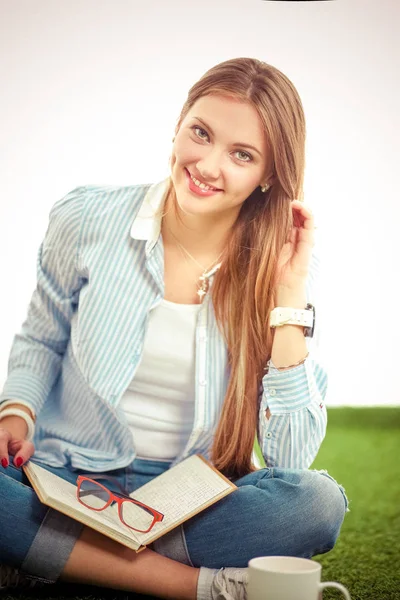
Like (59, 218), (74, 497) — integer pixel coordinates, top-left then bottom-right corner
(168, 58), (306, 479)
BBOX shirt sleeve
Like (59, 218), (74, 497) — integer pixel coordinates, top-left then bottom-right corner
(0, 187), (87, 417)
(257, 249), (328, 469)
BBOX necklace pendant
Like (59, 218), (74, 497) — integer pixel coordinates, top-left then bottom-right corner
(197, 276), (208, 301)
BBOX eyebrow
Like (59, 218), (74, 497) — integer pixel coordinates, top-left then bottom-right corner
(192, 117), (262, 157)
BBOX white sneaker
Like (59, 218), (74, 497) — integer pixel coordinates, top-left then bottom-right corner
(0, 564), (42, 590)
(211, 567), (248, 600)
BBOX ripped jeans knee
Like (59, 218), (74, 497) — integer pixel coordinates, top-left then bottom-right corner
(312, 469), (350, 513)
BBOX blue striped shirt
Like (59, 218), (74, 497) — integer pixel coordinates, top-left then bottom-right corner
(0, 179), (328, 472)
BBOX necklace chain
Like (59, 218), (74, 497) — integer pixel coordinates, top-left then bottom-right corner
(166, 225), (224, 302)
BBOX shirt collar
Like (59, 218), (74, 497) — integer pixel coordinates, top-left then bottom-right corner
(130, 176), (222, 279)
(130, 177), (170, 244)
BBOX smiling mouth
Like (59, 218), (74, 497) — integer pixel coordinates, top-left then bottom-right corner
(186, 169), (222, 192)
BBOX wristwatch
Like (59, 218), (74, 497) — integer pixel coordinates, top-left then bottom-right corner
(270, 303), (315, 338)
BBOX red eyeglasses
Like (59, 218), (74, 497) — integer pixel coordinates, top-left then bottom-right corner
(76, 474), (164, 533)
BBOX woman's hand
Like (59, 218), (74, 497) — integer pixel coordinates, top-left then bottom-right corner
(276, 200), (316, 290)
(0, 421), (35, 468)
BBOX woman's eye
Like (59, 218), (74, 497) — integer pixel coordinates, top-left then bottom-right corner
(193, 126), (209, 140)
(235, 151), (253, 162)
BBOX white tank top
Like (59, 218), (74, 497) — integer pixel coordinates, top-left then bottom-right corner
(119, 298), (201, 461)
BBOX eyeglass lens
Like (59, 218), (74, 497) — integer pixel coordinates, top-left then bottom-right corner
(79, 479), (110, 509)
(121, 501), (155, 530)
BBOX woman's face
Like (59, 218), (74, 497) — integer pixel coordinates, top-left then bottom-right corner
(170, 94), (270, 221)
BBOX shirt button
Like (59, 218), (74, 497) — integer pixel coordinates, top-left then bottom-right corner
(270, 389), (276, 396)
(266, 432), (272, 439)
(199, 379), (207, 386)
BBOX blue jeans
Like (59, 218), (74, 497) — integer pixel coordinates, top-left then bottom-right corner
(0, 457), (349, 581)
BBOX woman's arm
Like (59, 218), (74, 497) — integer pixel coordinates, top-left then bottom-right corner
(0, 408), (32, 439)
(0, 187), (87, 420)
(258, 250), (328, 469)
(270, 289), (308, 371)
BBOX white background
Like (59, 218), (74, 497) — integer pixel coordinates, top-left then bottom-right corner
(0, 0), (398, 406)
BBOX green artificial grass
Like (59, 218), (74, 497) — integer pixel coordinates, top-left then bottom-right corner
(310, 408), (400, 600)
(4, 407), (400, 600)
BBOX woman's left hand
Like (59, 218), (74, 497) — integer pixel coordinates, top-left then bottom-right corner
(276, 200), (316, 290)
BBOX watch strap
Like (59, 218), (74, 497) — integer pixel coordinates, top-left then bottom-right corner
(270, 303), (315, 338)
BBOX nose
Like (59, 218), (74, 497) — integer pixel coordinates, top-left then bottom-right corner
(196, 148), (222, 183)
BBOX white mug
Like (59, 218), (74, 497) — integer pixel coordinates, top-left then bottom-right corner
(248, 556), (351, 600)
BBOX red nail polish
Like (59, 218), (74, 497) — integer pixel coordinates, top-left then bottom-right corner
(1, 458), (8, 468)
(16, 457), (23, 467)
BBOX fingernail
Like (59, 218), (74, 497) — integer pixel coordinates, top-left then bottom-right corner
(1, 458), (8, 468)
(16, 457), (23, 467)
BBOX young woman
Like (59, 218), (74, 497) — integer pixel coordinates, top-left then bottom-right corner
(0, 57), (348, 600)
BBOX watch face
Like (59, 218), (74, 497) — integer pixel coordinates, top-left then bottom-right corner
(304, 303), (315, 338)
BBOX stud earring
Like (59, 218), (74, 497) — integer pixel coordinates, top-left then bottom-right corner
(260, 183), (270, 193)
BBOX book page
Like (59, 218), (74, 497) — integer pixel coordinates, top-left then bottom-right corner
(130, 454), (235, 545)
(25, 463), (138, 543)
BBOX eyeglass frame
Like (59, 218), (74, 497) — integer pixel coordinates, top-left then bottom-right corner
(76, 473), (164, 533)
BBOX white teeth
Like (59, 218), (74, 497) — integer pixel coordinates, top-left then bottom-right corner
(190, 173), (217, 191)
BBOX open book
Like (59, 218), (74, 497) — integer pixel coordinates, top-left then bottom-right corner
(23, 454), (237, 552)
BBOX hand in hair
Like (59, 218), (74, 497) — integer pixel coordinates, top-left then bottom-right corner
(276, 200), (316, 290)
